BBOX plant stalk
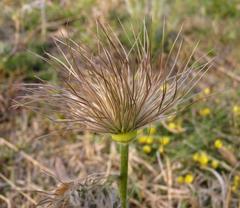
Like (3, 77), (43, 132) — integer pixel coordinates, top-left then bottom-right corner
(119, 143), (129, 208)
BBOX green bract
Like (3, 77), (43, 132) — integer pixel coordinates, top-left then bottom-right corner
(111, 131), (137, 143)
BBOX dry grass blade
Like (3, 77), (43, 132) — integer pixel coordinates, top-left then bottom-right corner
(0, 195), (11, 208)
(0, 137), (54, 176)
(0, 173), (37, 205)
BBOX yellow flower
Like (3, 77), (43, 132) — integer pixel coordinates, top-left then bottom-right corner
(138, 136), (147, 144)
(198, 152), (209, 166)
(160, 136), (170, 146)
(184, 174), (194, 184)
(231, 176), (239, 192)
(177, 176), (184, 184)
(233, 175), (240, 186)
(167, 120), (184, 133)
(167, 121), (184, 133)
(203, 88), (211, 95)
(146, 136), (154, 144)
(214, 139), (223, 149)
(199, 108), (211, 117)
(193, 152), (209, 166)
(211, 160), (219, 169)
(233, 105), (240, 115)
(148, 127), (157, 135)
(143, 145), (152, 154)
(137, 136), (154, 145)
(192, 152), (200, 161)
(168, 122), (177, 130)
(159, 145), (164, 154)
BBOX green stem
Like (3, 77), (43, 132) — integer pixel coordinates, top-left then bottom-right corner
(119, 143), (129, 208)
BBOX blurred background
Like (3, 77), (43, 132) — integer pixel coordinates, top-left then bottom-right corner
(0, 0), (240, 207)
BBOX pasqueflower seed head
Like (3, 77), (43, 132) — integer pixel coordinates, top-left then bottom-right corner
(19, 21), (212, 139)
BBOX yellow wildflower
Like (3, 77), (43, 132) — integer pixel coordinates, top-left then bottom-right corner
(233, 105), (240, 115)
(214, 139), (223, 149)
(192, 152), (200, 161)
(193, 152), (210, 167)
(143, 145), (152, 154)
(168, 122), (177, 130)
(233, 175), (240, 186)
(203, 88), (211, 95)
(184, 174), (194, 184)
(138, 136), (147, 144)
(198, 152), (209, 166)
(159, 145), (164, 154)
(148, 127), (157, 135)
(177, 176), (184, 184)
(160, 136), (170, 145)
(199, 108), (211, 117)
(167, 120), (184, 133)
(211, 160), (219, 169)
(146, 136), (154, 144)
(232, 175), (240, 192)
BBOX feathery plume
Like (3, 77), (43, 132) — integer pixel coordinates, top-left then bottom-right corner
(37, 173), (120, 208)
(19, 21), (212, 140)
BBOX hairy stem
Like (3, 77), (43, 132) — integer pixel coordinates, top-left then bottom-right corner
(120, 143), (129, 208)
